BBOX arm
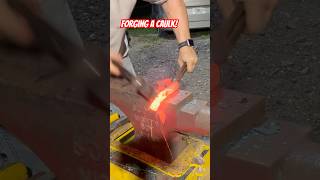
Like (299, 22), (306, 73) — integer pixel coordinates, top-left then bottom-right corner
(110, 50), (122, 76)
(0, 0), (35, 46)
(161, 0), (190, 43)
(161, 0), (198, 72)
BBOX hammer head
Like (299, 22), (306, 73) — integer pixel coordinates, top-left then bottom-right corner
(133, 76), (156, 101)
(112, 61), (156, 101)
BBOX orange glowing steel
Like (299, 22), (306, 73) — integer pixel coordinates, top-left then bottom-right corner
(149, 81), (179, 111)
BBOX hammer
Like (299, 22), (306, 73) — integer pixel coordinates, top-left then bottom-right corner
(112, 61), (155, 101)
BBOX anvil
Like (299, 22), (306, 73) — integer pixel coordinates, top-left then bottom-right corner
(110, 77), (210, 162)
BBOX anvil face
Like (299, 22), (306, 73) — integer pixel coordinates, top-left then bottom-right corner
(111, 78), (188, 140)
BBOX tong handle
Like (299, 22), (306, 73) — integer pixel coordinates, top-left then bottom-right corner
(213, 2), (245, 65)
(223, 2), (245, 37)
(225, 2), (246, 45)
(175, 62), (187, 82)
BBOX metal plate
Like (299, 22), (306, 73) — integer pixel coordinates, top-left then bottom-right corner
(110, 123), (210, 178)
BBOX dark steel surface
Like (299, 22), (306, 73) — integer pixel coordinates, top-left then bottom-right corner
(0, 85), (107, 179)
(0, 46), (107, 179)
(213, 90), (320, 180)
(213, 89), (266, 147)
(227, 121), (311, 167)
(215, 120), (316, 180)
(282, 141), (320, 180)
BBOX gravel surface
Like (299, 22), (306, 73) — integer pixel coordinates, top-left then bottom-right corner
(128, 32), (210, 101)
(215, 0), (320, 140)
(67, 0), (107, 47)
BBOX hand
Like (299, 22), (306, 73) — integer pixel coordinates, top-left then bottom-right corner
(178, 46), (198, 72)
(0, 0), (38, 46)
(110, 50), (122, 76)
(217, 0), (278, 33)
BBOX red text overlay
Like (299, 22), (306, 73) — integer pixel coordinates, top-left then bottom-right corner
(120, 19), (179, 28)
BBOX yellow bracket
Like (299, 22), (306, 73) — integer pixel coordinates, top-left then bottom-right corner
(0, 163), (29, 180)
(110, 123), (210, 178)
(110, 163), (141, 180)
(110, 113), (120, 124)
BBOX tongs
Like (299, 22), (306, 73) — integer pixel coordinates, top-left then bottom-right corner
(175, 62), (187, 82)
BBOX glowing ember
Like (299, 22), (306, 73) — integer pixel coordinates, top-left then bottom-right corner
(149, 80), (179, 111)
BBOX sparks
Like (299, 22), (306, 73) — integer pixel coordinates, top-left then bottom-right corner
(149, 80), (179, 111)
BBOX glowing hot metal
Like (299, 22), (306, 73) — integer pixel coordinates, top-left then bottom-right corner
(149, 81), (179, 111)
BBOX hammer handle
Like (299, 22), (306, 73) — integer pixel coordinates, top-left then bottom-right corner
(112, 60), (135, 82)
